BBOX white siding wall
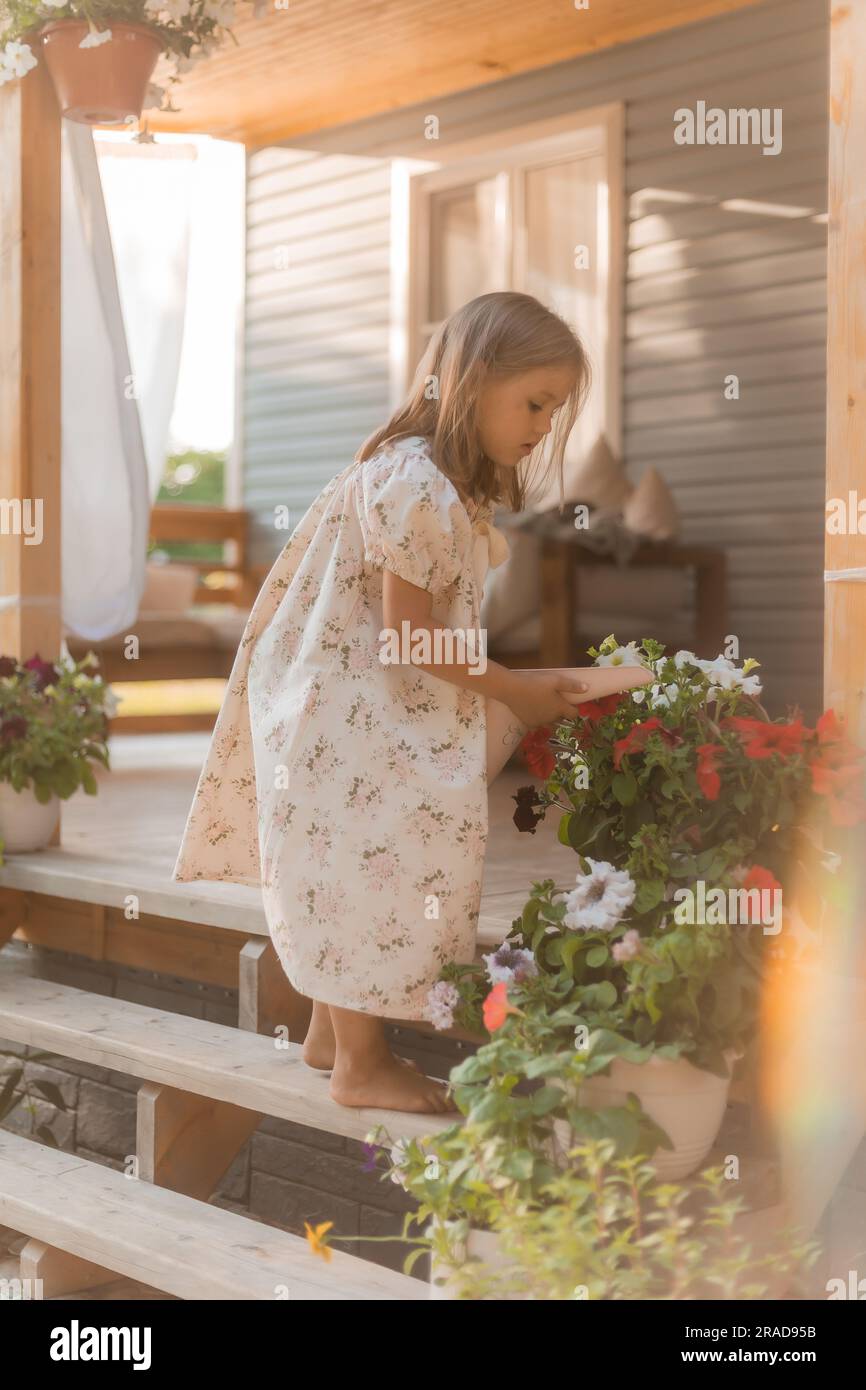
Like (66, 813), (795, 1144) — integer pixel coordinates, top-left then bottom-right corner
(243, 0), (828, 718)
(244, 149), (393, 558)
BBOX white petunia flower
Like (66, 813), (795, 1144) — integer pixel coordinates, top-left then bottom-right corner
(553, 858), (637, 933)
(673, 649), (698, 670)
(425, 979), (460, 1031)
(596, 642), (644, 668)
(79, 27), (112, 48)
(694, 655), (762, 698)
(2, 40), (38, 77)
(631, 689), (646, 704)
(646, 683), (671, 711)
(482, 945), (537, 986)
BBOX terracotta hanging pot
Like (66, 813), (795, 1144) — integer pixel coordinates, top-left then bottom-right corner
(37, 20), (163, 126)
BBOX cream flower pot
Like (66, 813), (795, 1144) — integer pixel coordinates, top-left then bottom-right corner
(427, 1221), (512, 1300)
(0, 783), (60, 852)
(552, 1050), (740, 1181)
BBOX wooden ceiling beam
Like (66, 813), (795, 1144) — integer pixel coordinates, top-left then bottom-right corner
(146, 0), (767, 147)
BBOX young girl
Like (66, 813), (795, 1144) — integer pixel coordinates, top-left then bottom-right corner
(172, 291), (653, 1115)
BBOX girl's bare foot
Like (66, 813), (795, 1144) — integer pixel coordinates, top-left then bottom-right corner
(329, 1052), (458, 1114)
(302, 999), (421, 1075)
(326, 1002), (457, 1113)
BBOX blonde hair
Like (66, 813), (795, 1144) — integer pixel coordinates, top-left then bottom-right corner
(356, 291), (591, 513)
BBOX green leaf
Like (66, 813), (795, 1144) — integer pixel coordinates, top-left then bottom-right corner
(634, 879), (665, 914)
(580, 980), (618, 1010)
(558, 934), (584, 975)
(530, 1085), (566, 1117)
(500, 1148), (535, 1181)
(611, 770), (637, 806)
(586, 945), (609, 969)
(524, 1054), (571, 1079)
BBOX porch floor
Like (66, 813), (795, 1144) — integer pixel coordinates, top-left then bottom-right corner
(0, 732), (572, 950)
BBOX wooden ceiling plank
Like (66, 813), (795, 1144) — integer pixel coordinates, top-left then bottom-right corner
(142, 0), (767, 145)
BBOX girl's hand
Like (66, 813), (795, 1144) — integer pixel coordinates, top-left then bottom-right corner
(504, 670), (591, 729)
(504, 664), (655, 729)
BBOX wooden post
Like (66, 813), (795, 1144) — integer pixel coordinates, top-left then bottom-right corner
(0, 62), (62, 660)
(767, 0), (866, 1249)
(824, 1), (866, 745)
(0, 61), (63, 846)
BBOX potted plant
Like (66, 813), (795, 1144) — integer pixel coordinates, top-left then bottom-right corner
(431, 636), (866, 1178)
(359, 977), (669, 1296)
(0, 0), (265, 125)
(0, 650), (116, 854)
(382, 1137), (819, 1301)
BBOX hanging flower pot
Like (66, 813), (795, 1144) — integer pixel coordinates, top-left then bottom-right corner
(36, 21), (163, 125)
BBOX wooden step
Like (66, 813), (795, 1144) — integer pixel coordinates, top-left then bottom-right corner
(0, 958), (455, 1145)
(0, 1131), (425, 1301)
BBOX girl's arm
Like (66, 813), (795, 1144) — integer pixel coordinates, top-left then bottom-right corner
(381, 570), (653, 728)
(381, 568), (534, 705)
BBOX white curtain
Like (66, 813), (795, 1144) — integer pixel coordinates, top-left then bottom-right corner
(61, 125), (193, 642)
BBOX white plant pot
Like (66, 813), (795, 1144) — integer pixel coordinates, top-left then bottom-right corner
(0, 783), (60, 852)
(427, 1221), (511, 1300)
(552, 1050), (740, 1181)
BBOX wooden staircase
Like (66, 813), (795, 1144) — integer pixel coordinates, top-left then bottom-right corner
(0, 954), (452, 1300)
(0, 1130), (425, 1301)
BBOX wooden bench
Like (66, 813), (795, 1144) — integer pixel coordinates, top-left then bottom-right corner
(538, 538), (728, 668)
(489, 532), (728, 669)
(63, 504), (269, 735)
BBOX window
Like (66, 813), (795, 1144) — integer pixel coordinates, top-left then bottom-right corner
(396, 106), (623, 511)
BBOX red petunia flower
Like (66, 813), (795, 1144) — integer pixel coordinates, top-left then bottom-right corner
(811, 710), (864, 768)
(720, 715), (807, 760)
(23, 653), (59, 692)
(482, 981), (523, 1033)
(736, 864), (784, 924)
(695, 742), (723, 800)
(519, 726), (556, 779)
(578, 693), (625, 724)
(815, 709), (844, 744)
(809, 759), (866, 826)
(741, 864), (783, 895)
(0, 716), (28, 745)
(613, 717), (681, 771)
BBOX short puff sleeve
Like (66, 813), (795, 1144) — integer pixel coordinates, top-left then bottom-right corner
(355, 441), (469, 595)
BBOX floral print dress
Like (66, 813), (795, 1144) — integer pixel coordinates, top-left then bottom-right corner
(171, 435), (527, 1020)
